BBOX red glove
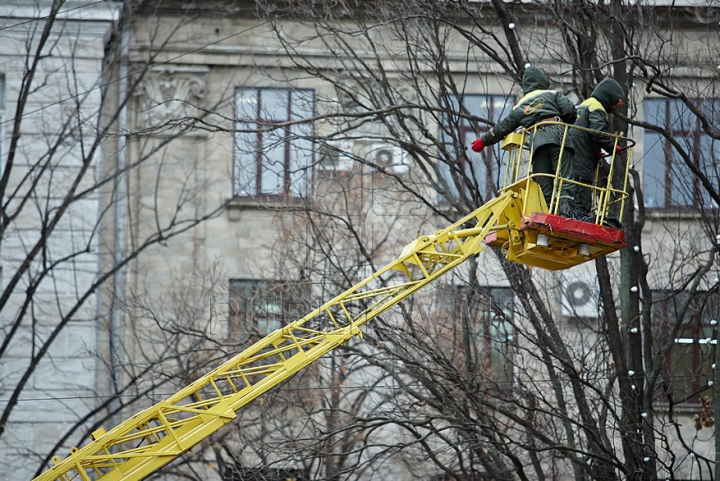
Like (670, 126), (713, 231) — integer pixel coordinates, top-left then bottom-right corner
(600, 146), (623, 157)
(471, 138), (485, 153)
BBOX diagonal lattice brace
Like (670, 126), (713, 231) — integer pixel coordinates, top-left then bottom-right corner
(35, 191), (517, 481)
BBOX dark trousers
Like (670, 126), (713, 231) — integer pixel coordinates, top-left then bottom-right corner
(568, 154), (600, 211)
(532, 144), (573, 207)
(572, 182), (594, 212)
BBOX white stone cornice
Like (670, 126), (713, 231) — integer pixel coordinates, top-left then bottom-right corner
(0, 1), (120, 22)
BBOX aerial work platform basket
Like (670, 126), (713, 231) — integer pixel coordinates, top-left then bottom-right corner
(483, 121), (633, 270)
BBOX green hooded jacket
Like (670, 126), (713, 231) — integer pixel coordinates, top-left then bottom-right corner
(568, 78), (625, 181)
(480, 66), (576, 150)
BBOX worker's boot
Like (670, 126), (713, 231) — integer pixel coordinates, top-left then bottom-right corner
(558, 196), (575, 217)
(574, 208), (595, 223)
(602, 213), (623, 229)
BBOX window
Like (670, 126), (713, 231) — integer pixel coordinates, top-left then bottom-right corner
(642, 98), (720, 209)
(439, 95), (514, 202)
(234, 88), (315, 198)
(440, 285), (515, 385)
(0, 75), (4, 161)
(229, 279), (311, 337)
(652, 290), (719, 404)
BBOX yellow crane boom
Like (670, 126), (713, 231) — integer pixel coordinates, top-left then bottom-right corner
(37, 193), (517, 481)
(35, 124), (632, 481)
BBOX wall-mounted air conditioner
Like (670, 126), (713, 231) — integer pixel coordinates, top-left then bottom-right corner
(317, 140), (354, 171)
(561, 265), (599, 319)
(369, 143), (409, 175)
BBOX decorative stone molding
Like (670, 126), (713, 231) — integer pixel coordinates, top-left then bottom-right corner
(135, 71), (206, 130)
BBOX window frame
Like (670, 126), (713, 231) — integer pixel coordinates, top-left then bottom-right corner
(439, 284), (515, 386)
(652, 289), (718, 406)
(0, 75), (4, 164)
(439, 94), (515, 203)
(642, 98), (719, 211)
(228, 279), (312, 338)
(233, 87), (315, 199)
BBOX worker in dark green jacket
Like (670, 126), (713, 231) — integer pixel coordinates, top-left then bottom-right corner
(471, 65), (576, 210)
(567, 78), (625, 215)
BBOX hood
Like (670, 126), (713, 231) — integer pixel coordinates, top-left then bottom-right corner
(522, 66), (550, 94)
(591, 79), (625, 111)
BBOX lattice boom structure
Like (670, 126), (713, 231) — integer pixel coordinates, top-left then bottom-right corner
(36, 192), (518, 481)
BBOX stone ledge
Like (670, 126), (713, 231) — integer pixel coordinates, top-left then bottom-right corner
(226, 197), (306, 221)
(645, 209), (712, 221)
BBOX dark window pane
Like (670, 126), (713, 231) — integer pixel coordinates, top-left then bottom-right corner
(288, 90), (314, 197)
(699, 135), (720, 209)
(700, 99), (720, 122)
(260, 131), (286, 195)
(670, 139), (696, 207)
(289, 135), (312, 197)
(236, 88), (259, 118)
(643, 98), (666, 124)
(491, 96), (513, 122)
(290, 90), (314, 120)
(437, 285), (514, 386)
(669, 341), (695, 400)
(439, 94), (515, 203)
(642, 132), (666, 208)
(487, 287), (514, 385)
(234, 121), (258, 196)
(667, 98), (696, 132)
(229, 279), (311, 338)
(465, 97), (490, 125)
(261, 89), (290, 122)
(652, 290), (718, 405)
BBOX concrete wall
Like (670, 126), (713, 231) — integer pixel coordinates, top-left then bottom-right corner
(0, 1), (119, 478)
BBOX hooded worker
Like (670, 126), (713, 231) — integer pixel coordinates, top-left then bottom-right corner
(567, 78), (625, 214)
(472, 66), (576, 209)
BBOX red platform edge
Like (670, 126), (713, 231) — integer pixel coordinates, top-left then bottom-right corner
(521, 213), (626, 245)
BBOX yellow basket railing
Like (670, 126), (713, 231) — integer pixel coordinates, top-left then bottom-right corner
(499, 121), (634, 227)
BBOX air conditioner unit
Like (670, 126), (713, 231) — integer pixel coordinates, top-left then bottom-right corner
(369, 143), (409, 175)
(317, 140), (354, 171)
(561, 265), (599, 319)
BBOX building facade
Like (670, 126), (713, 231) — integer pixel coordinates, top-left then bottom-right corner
(2, 1), (719, 480)
(0, 1), (120, 479)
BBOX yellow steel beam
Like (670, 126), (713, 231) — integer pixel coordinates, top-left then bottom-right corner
(34, 190), (518, 481)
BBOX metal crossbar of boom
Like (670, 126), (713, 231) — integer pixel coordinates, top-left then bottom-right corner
(35, 191), (517, 481)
